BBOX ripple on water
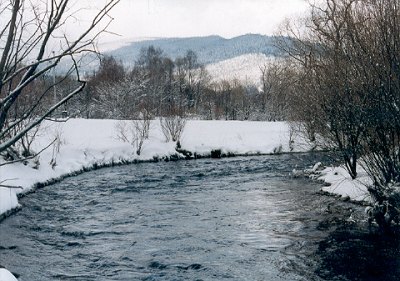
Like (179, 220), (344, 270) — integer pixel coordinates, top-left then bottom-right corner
(0, 154), (389, 281)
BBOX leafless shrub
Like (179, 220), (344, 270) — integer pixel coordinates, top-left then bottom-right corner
(160, 116), (186, 142)
(3, 119), (42, 159)
(116, 110), (152, 155)
(49, 126), (65, 169)
(278, 0), (400, 227)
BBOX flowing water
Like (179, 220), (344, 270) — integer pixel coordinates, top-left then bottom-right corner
(1, 154), (400, 281)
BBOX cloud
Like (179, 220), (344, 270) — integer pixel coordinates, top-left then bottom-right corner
(105, 0), (309, 39)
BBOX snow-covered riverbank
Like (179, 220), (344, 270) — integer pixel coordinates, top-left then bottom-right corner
(0, 118), (374, 218)
(0, 119), (312, 219)
(1, 118), (374, 218)
(317, 166), (372, 203)
(0, 268), (18, 281)
(0, 118), (374, 280)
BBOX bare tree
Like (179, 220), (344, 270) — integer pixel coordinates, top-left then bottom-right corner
(276, 0), (369, 179)
(259, 59), (293, 121)
(0, 0), (119, 161)
(116, 109), (152, 155)
(279, 0), (400, 227)
(175, 50), (209, 115)
(94, 76), (149, 119)
(160, 116), (186, 143)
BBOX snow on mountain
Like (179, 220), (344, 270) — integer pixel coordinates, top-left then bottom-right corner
(105, 34), (283, 66)
(75, 34), (287, 83)
(206, 53), (275, 86)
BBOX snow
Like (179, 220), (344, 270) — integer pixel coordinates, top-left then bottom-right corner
(0, 118), (376, 279)
(0, 269), (18, 281)
(0, 119), (308, 218)
(181, 120), (295, 155)
(317, 166), (372, 202)
(0, 188), (18, 217)
(0, 118), (372, 218)
(206, 53), (275, 86)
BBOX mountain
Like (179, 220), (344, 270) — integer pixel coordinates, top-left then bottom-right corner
(105, 34), (284, 66)
(206, 53), (276, 86)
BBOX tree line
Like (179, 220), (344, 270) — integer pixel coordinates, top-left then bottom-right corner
(278, 0), (400, 228)
(73, 47), (289, 122)
(0, 1), (293, 167)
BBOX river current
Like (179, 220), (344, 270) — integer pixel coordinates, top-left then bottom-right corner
(1, 154), (400, 281)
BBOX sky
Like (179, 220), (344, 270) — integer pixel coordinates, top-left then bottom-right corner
(0, 0), (311, 55)
(95, 0), (309, 45)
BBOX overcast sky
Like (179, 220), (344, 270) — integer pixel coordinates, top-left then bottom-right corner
(98, 0), (308, 43)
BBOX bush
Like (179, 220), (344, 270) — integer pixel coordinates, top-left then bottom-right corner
(279, 0), (400, 227)
(116, 115), (151, 156)
(160, 116), (186, 142)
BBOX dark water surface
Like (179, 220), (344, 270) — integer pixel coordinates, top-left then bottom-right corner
(1, 154), (400, 281)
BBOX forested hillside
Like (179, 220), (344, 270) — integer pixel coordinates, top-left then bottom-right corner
(105, 34), (283, 66)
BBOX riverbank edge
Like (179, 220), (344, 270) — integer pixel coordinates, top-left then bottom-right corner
(316, 188), (371, 207)
(310, 169), (372, 207)
(0, 149), (370, 281)
(0, 148), (317, 223)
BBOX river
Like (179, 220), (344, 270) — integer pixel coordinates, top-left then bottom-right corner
(1, 154), (400, 280)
